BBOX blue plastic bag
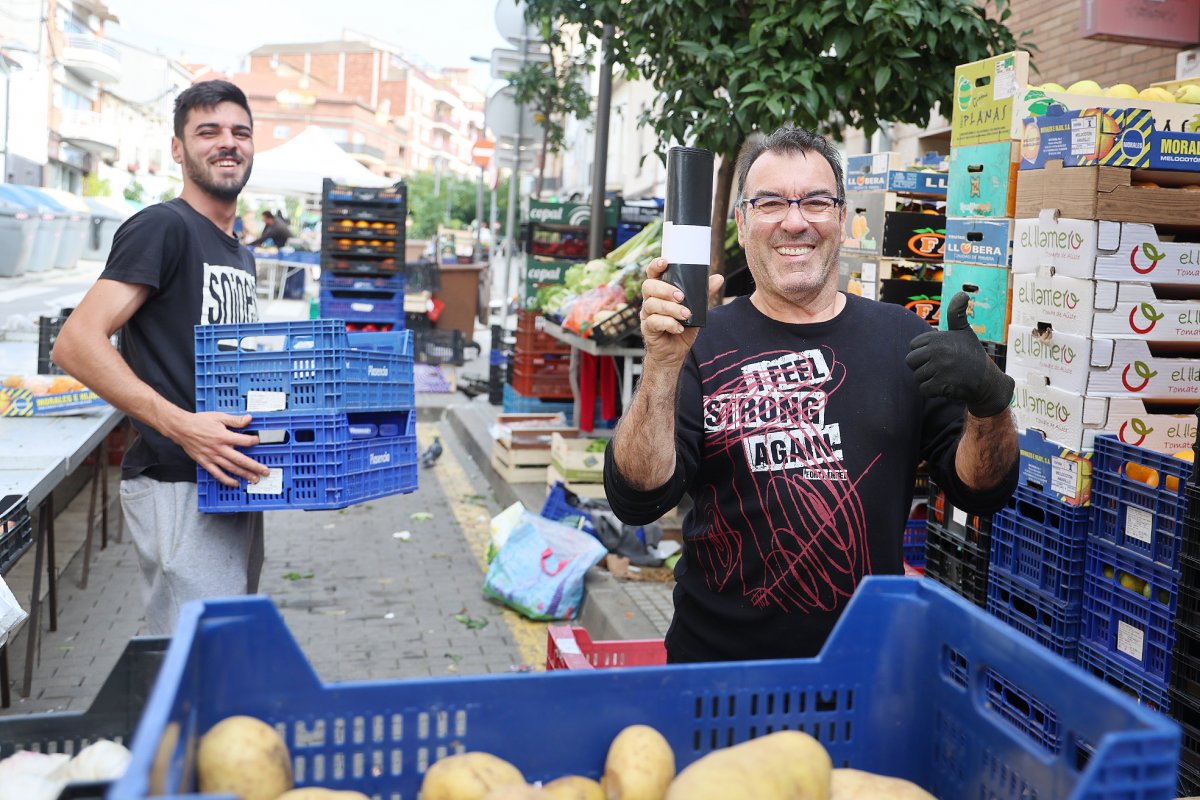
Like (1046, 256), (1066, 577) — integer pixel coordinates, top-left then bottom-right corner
(483, 512), (608, 621)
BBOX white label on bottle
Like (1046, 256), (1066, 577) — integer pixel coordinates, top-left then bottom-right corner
(1124, 506), (1153, 545)
(663, 222), (711, 264)
(247, 469), (283, 495)
(246, 390), (287, 412)
(1116, 620), (1145, 661)
(1050, 455), (1080, 498)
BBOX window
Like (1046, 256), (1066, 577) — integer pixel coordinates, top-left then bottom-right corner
(53, 84), (90, 111)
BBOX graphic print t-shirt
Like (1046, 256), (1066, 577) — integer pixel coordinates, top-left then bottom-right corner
(609, 294), (1013, 662)
(101, 198), (259, 482)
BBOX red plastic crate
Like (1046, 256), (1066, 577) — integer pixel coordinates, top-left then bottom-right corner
(510, 353), (573, 399)
(516, 310), (572, 355)
(545, 625), (666, 670)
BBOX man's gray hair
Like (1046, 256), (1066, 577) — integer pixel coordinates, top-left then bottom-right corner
(733, 128), (845, 208)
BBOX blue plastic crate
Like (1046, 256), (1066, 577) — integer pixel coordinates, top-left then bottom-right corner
(319, 284), (405, 326)
(1078, 640), (1171, 714)
(987, 570), (1082, 661)
(195, 321), (414, 414)
(110, 578), (1181, 800)
(1090, 435), (1192, 569)
(540, 481), (598, 536)
(989, 485), (1091, 606)
(903, 518), (926, 568)
(503, 383), (577, 423)
(1082, 538), (1179, 684)
(197, 410), (418, 512)
(321, 272), (406, 294)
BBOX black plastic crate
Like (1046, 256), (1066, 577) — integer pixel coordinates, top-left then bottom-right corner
(983, 340), (1006, 372)
(414, 328), (466, 366)
(590, 303), (641, 346)
(321, 177), (407, 210)
(0, 637), (167, 800)
(924, 520), (989, 607)
(405, 259), (442, 293)
(0, 494), (34, 575)
(37, 311), (71, 375)
(405, 311), (434, 330)
(927, 478), (993, 551)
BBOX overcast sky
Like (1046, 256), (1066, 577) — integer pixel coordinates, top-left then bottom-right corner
(105, 0), (515, 91)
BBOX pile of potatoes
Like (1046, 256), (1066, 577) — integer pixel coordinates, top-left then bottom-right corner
(194, 715), (934, 800)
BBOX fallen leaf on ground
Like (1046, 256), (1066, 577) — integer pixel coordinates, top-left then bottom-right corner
(410, 511), (434, 522)
(453, 613), (489, 630)
(283, 571), (315, 581)
(444, 652), (463, 663)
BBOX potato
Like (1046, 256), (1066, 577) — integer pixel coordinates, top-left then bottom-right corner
(664, 730), (831, 800)
(420, 752), (526, 800)
(543, 775), (605, 800)
(196, 715), (292, 800)
(483, 786), (556, 799)
(830, 768), (935, 799)
(276, 790), (371, 800)
(603, 724), (675, 800)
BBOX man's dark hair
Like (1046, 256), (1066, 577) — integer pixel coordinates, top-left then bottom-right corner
(173, 80), (253, 138)
(734, 127), (845, 207)
(262, 210), (275, 221)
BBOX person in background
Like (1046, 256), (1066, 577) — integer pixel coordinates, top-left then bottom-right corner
(603, 126), (1018, 663)
(247, 209), (293, 248)
(52, 79), (270, 635)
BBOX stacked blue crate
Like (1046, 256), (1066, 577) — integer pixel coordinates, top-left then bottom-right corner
(194, 320), (417, 512)
(986, 485), (1091, 661)
(1077, 435), (1191, 711)
(1171, 446), (1200, 789)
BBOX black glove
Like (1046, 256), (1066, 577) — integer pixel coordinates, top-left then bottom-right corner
(905, 292), (1014, 418)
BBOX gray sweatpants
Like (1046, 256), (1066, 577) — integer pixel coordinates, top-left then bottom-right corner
(120, 475), (265, 635)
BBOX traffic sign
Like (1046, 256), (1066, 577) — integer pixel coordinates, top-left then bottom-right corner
(494, 0), (539, 45)
(489, 45), (550, 80)
(471, 137), (496, 168)
(485, 85), (539, 141)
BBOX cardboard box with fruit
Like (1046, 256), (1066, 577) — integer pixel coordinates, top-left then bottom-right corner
(1017, 427), (1093, 507)
(0, 375), (106, 417)
(1012, 79), (1200, 142)
(1015, 161), (1200, 226)
(950, 51), (1031, 147)
(1019, 104), (1200, 172)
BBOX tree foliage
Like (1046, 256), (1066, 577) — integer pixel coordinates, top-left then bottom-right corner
(505, 18), (595, 196)
(524, 0), (1027, 274)
(406, 169), (509, 240)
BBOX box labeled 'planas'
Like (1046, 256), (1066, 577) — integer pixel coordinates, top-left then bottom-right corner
(950, 51), (1030, 147)
(108, 580), (1182, 800)
(195, 321), (414, 414)
(197, 410), (418, 512)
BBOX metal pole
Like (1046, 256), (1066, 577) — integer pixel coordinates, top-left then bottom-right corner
(2, 70), (11, 182)
(501, 27), (530, 332)
(474, 166), (485, 262)
(588, 24), (615, 260)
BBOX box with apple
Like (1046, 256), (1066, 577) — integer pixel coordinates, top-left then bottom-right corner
(1019, 104), (1200, 172)
(1015, 163), (1200, 227)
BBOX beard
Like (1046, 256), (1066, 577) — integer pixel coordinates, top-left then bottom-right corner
(182, 147), (252, 202)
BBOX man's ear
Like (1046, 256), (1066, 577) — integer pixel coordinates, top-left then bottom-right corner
(170, 136), (182, 165)
(734, 206), (746, 249)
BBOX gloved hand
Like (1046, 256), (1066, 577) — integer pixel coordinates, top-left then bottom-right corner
(905, 292), (1014, 418)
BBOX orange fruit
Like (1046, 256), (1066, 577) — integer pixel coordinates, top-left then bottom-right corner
(1124, 461), (1159, 488)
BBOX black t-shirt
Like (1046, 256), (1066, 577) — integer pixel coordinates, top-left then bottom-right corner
(101, 198), (259, 482)
(249, 219), (293, 248)
(604, 294), (1017, 662)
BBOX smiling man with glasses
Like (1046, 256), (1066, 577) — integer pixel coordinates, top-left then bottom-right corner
(604, 126), (1018, 664)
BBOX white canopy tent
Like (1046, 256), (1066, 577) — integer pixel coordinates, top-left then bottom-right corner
(244, 125), (395, 197)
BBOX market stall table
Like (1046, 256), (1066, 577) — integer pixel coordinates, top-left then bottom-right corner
(539, 320), (644, 432)
(0, 407), (124, 703)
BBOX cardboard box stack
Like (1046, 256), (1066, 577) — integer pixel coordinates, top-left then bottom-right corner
(840, 152), (947, 314)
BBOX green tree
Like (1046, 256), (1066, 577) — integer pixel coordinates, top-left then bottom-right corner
(123, 179), (144, 204)
(405, 170), (509, 242)
(506, 22), (594, 197)
(524, 0), (1028, 278)
(82, 173), (111, 197)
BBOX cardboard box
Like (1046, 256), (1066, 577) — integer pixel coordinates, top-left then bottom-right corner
(545, 464), (606, 500)
(950, 51), (1030, 147)
(1007, 323), (1093, 396)
(490, 444), (550, 483)
(1010, 374), (1197, 453)
(1018, 105), (1200, 172)
(1015, 162), (1200, 225)
(1011, 85), (1200, 142)
(845, 152), (904, 192)
(886, 170), (949, 197)
(842, 191), (891, 254)
(944, 218), (1013, 268)
(878, 280), (942, 325)
(881, 211), (946, 261)
(1017, 428), (1093, 507)
(1009, 335), (1200, 400)
(550, 432), (606, 483)
(1011, 214), (1099, 277)
(939, 263), (1011, 344)
(947, 142), (1019, 218)
(1010, 271), (1097, 338)
(0, 378), (107, 417)
(1014, 213), (1200, 283)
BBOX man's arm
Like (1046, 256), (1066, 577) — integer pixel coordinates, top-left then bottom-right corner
(954, 410), (1018, 491)
(51, 279), (269, 487)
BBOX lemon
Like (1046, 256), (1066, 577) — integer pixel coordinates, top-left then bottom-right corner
(1105, 84), (1140, 99)
(1066, 80), (1103, 95)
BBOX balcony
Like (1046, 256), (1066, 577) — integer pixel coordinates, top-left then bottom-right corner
(56, 109), (119, 159)
(60, 33), (121, 84)
(340, 142), (387, 168)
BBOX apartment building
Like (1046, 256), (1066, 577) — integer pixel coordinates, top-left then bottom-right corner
(243, 35), (485, 180)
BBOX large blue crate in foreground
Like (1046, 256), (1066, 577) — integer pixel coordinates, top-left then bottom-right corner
(111, 578), (1180, 799)
(194, 320), (414, 414)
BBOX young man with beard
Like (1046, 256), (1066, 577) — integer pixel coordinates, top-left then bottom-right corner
(53, 80), (270, 634)
(604, 127), (1018, 663)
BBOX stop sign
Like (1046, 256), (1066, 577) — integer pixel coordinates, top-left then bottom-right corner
(471, 137), (496, 167)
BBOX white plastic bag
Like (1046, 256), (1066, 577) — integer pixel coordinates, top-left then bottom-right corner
(0, 574), (27, 648)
